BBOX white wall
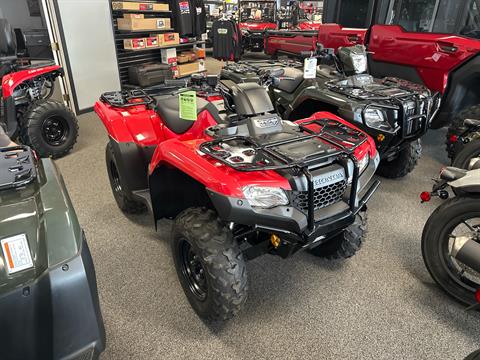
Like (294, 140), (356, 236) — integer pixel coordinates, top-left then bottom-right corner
(0, 0), (44, 30)
(54, 0), (120, 111)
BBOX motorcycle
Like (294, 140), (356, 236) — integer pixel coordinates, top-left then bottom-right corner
(421, 158), (480, 306)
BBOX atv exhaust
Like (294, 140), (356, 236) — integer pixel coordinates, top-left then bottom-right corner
(451, 236), (480, 273)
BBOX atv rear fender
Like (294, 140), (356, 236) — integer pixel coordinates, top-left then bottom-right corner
(1, 65), (63, 136)
(1, 64), (63, 98)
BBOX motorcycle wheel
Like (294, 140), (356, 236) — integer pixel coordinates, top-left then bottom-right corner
(452, 139), (480, 169)
(422, 196), (480, 306)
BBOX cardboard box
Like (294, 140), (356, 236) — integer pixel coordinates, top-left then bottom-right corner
(184, 51), (197, 62)
(177, 53), (190, 64)
(123, 13), (144, 19)
(124, 37), (146, 50)
(177, 61), (199, 77)
(117, 18), (171, 31)
(112, 2), (169, 12)
(161, 48), (177, 64)
(145, 36), (158, 48)
(157, 32), (180, 47)
(194, 46), (205, 59)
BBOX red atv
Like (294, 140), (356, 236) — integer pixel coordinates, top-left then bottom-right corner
(0, 19), (78, 158)
(239, 0), (277, 52)
(94, 71), (380, 321)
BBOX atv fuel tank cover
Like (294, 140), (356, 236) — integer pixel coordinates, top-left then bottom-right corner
(247, 114), (283, 136)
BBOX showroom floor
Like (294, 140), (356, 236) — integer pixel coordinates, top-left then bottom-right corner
(55, 58), (480, 360)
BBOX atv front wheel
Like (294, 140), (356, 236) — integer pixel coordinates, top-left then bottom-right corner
(105, 142), (146, 214)
(376, 140), (422, 178)
(172, 208), (248, 322)
(446, 105), (480, 160)
(309, 211), (366, 260)
(20, 100), (78, 158)
(452, 139), (480, 169)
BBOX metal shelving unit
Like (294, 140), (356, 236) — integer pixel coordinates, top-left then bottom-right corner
(109, 0), (206, 88)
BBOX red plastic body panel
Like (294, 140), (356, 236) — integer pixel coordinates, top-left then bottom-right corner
(239, 22), (277, 31)
(265, 24), (366, 56)
(316, 24), (366, 51)
(297, 21), (321, 30)
(1, 65), (62, 98)
(368, 25), (480, 94)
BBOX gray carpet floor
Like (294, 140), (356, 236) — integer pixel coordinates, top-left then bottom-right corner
(54, 58), (480, 360)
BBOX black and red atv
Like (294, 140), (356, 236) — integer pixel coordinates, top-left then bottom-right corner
(95, 70), (380, 322)
(0, 19), (78, 158)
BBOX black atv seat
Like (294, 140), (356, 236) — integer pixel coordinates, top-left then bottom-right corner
(273, 67), (304, 94)
(154, 93), (223, 134)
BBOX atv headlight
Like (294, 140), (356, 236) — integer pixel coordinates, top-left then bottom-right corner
(242, 186), (289, 209)
(364, 108), (394, 133)
(358, 153), (370, 174)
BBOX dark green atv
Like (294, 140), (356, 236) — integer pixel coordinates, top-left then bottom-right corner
(221, 47), (441, 178)
(0, 146), (105, 360)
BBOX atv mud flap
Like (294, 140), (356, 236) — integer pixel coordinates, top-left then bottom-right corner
(0, 233), (105, 360)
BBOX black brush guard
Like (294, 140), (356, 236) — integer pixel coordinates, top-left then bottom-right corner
(327, 80), (441, 140)
(200, 119), (378, 232)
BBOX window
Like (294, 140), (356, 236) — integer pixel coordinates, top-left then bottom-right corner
(385, 0), (480, 38)
(338, 0), (370, 28)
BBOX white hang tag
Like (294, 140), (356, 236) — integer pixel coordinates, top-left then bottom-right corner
(304, 57), (317, 79)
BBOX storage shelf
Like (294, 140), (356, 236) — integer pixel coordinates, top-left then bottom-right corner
(110, 0), (206, 87)
(120, 41), (206, 52)
(117, 28), (174, 33)
(113, 9), (171, 13)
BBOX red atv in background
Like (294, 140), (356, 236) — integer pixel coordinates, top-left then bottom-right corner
(239, 0), (277, 51)
(95, 70), (380, 322)
(0, 19), (78, 158)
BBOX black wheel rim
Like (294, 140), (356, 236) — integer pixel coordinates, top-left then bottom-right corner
(41, 116), (69, 146)
(179, 239), (208, 301)
(110, 161), (122, 194)
(440, 216), (480, 291)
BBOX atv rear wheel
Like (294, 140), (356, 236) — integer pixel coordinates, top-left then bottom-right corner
(452, 140), (480, 169)
(376, 140), (422, 178)
(309, 211), (366, 260)
(446, 104), (480, 160)
(20, 100), (78, 158)
(172, 208), (248, 322)
(105, 142), (146, 214)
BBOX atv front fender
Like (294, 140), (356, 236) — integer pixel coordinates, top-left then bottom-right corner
(149, 138), (291, 198)
(286, 87), (357, 123)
